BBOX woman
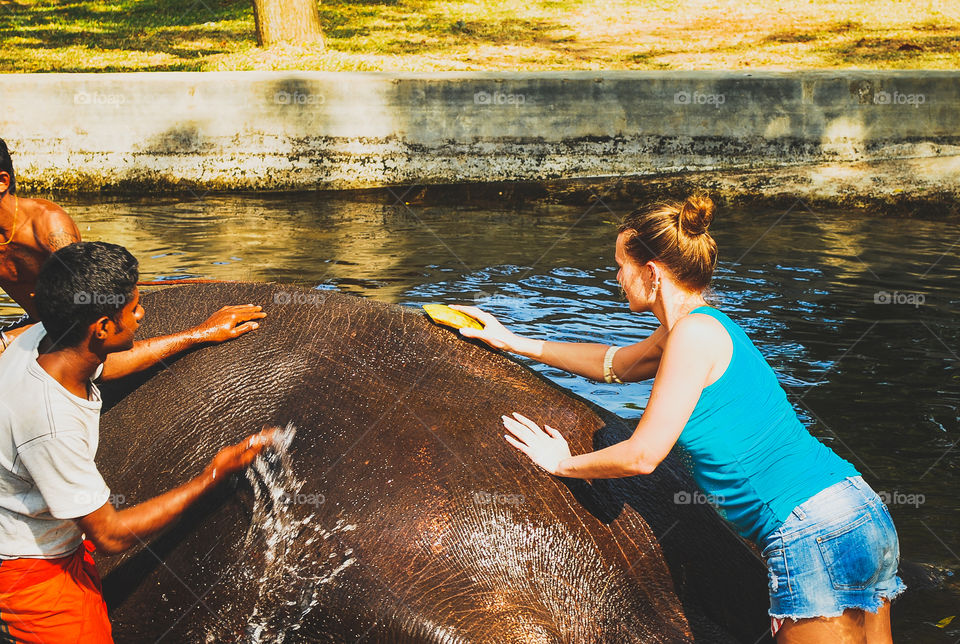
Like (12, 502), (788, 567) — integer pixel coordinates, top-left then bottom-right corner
(451, 194), (905, 643)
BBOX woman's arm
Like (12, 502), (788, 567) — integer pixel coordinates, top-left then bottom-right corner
(450, 305), (667, 382)
(503, 314), (726, 478)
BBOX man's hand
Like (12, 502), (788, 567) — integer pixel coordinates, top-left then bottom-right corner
(192, 305), (266, 344)
(99, 305), (267, 381)
(205, 426), (279, 482)
(78, 425), (282, 555)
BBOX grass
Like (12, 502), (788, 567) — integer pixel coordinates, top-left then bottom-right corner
(1, 0), (959, 72)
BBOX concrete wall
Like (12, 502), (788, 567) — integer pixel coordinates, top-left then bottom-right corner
(3, 71), (959, 204)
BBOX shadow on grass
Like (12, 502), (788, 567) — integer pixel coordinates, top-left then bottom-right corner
(757, 18), (960, 63)
(319, 2), (569, 54)
(2, 0), (573, 70)
(0, 0), (253, 70)
(820, 33), (960, 65)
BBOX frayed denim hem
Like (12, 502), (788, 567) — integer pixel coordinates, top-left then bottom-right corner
(769, 580), (907, 622)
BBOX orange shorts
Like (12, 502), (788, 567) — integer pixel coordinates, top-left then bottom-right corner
(0, 540), (113, 643)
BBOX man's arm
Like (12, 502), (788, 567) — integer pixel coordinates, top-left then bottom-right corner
(76, 428), (275, 555)
(0, 323), (32, 354)
(99, 304), (266, 381)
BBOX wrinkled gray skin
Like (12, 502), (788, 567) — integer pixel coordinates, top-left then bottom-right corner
(97, 283), (774, 643)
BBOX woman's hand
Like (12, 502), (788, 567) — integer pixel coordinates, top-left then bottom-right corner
(448, 305), (532, 354)
(502, 412), (572, 475)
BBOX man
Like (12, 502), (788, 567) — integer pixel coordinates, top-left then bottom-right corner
(0, 137), (260, 355)
(0, 137), (82, 346)
(0, 242), (277, 642)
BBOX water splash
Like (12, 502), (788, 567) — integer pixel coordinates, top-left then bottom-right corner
(223, 423), (355, 643)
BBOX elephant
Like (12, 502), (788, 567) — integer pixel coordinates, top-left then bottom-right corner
(96, 282), (775, 643)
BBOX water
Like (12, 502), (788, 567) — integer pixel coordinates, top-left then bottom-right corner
(5, 193), (958, 640)
(240, 423), (357, 644)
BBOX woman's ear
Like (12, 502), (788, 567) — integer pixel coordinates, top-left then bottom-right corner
(0, 172), (10, 195)
(645, 261), (660, 284)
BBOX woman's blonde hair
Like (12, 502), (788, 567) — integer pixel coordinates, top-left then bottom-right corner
(618, 193), (718, 292)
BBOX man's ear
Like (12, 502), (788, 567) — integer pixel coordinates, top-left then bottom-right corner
(92, 316), (113, 340)
(0, 172), (10, 195)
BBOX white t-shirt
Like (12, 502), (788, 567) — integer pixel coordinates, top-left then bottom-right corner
(0, 324), (109, 559)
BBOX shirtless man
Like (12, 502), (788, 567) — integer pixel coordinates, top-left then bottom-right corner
(0, 137), (263, 355)
(0, 139), (79, 334)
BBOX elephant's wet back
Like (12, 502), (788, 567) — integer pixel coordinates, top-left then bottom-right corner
(97, 282), (769, 643)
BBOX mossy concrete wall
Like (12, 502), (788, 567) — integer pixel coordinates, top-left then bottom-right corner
(3, 71), (959, 205)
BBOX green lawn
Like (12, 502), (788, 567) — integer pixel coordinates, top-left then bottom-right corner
(1, 0), (959, 72)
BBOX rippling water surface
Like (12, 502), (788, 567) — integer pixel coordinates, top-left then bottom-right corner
(4, 193), (958, 641)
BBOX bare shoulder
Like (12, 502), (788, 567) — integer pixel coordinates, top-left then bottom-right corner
(664, 311), (733, 385)
(27, 198), (81, 251)
(653, 312), (732, 388)
(669, 310), (729, 345)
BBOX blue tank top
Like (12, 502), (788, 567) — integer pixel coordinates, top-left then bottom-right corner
(675, 306), (860, 543)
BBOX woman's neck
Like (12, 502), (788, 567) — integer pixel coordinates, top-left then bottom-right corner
(653, 285), (708, 330)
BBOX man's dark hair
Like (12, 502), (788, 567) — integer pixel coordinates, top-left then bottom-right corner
(0, 138), (15, 195)
(35, 242), (139, 348)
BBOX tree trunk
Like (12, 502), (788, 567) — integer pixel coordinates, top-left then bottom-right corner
(252, 0), (324, 47)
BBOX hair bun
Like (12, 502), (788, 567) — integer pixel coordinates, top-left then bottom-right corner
(678, 194), (715, 237)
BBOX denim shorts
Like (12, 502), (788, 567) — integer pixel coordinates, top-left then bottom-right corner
(759, 476), (906, 626)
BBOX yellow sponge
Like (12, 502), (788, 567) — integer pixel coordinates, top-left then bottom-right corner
(422, 304), (484, 330)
